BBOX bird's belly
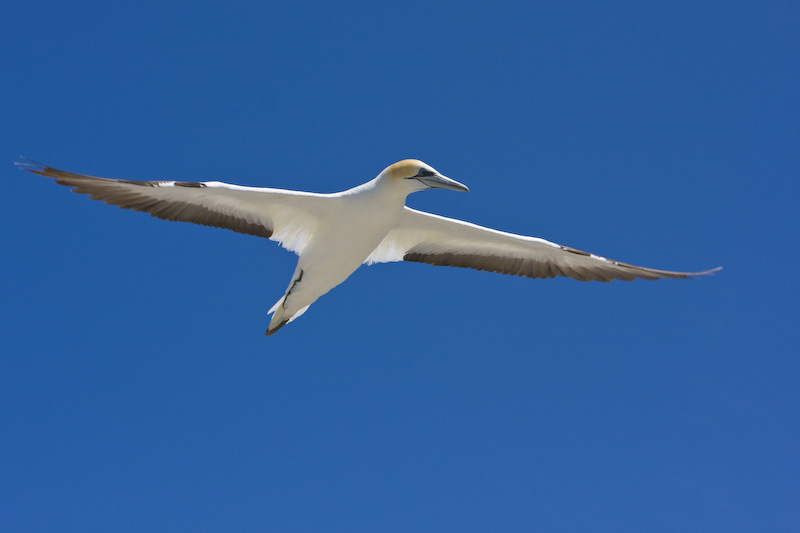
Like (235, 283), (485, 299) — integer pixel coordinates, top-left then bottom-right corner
(303, 230), (383, 275)
(294, 218), (393, 296)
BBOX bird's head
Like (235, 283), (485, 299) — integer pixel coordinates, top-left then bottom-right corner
(379, 159), (469, 194)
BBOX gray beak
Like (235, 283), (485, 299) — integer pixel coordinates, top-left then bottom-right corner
(417, 173), (470, 192)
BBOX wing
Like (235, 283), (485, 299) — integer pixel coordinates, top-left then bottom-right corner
(18, 159), (330, 255)
(366, 207), (720, 282)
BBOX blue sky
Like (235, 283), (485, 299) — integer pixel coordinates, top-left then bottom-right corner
(1, 1), (798, 531)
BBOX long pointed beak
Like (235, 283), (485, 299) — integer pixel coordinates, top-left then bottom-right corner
(417, 173), (470, 192)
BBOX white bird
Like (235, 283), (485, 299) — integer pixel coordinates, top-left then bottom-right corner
(18, 158), (720, 335)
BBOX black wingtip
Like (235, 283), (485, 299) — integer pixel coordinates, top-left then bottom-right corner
(15, 157), (48, 175)
(695, 266), (723, 277)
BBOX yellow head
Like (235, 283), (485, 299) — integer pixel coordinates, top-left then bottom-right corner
(379, 159), (469, 193)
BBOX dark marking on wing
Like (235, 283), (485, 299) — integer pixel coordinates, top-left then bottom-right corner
(561, 245), (590, 256)
(403, 248), (716, 282)
(19, 161), (272, 238)
(403, 251), (593, 280)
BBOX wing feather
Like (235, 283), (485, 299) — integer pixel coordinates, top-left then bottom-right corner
(19, 160), (329, 255)
(367, 207), (720, 282)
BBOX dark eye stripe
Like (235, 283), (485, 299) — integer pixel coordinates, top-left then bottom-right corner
(414, 168), (436, 178)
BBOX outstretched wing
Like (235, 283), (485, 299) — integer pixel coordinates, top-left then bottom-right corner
(18, 159), (330, 255)
(366, 207), (720, 282)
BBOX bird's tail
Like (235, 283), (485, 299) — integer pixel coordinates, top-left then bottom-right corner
(266, 297), (310, 336)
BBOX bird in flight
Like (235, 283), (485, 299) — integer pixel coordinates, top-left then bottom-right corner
(18, 158), (719, 335)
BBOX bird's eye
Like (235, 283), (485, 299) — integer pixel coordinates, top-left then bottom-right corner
(414, 168), (436, 178)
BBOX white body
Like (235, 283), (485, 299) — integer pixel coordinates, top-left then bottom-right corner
(267, 178), (409, 331)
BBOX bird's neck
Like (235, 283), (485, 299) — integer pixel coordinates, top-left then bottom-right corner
(341, 177), (410, 205)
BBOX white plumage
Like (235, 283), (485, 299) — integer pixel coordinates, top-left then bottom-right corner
(18, 158), (719, 335)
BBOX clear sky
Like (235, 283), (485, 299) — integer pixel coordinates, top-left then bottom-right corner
(1, 1), (798, 531)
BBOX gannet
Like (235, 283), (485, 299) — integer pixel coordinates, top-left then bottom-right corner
(18, 158), (720, 335)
